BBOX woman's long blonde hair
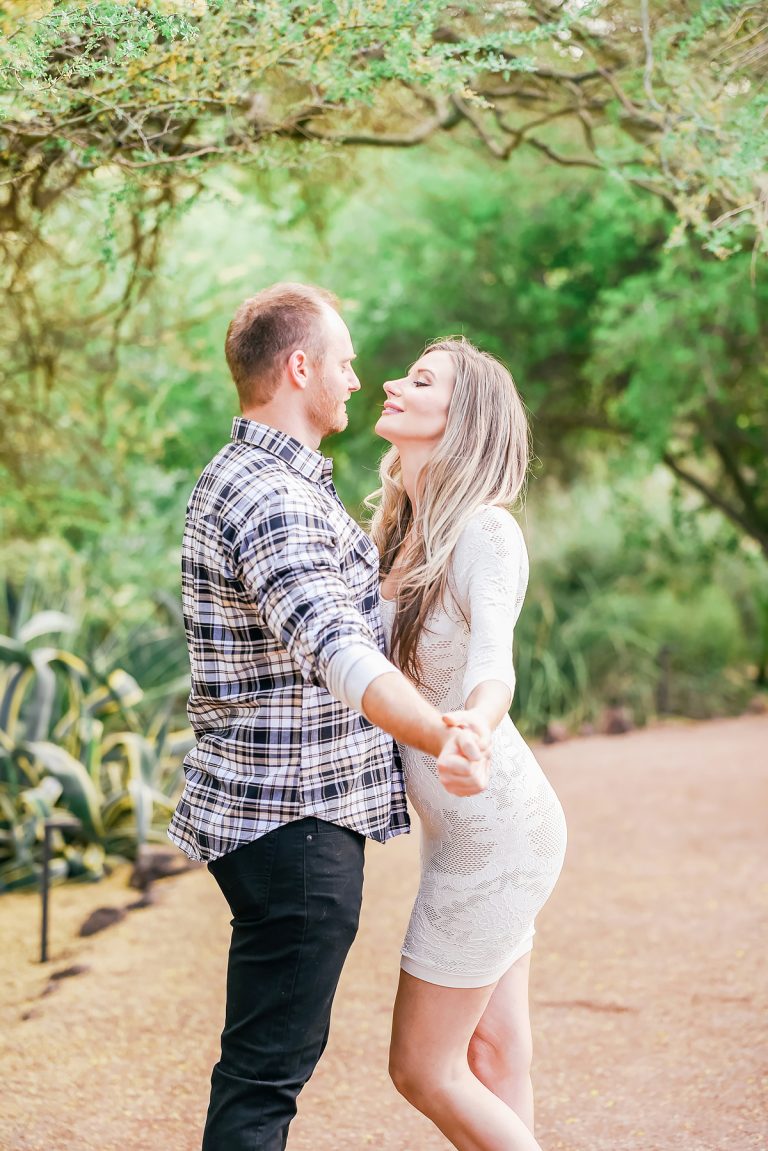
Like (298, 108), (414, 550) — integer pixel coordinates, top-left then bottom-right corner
(366, 336), (531, 686)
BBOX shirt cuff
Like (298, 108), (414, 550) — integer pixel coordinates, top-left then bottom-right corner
(326, 643), (397, 713)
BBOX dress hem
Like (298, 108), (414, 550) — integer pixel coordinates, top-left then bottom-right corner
(400, 932), (535, 989)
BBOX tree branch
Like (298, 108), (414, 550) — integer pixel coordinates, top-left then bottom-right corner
(451, 94), (514, 159)
(291, 98), (461, 148)
(711, 437), (762, 521)
(662, 452), (768, 556)
(640, 0), (663, 112)
(523, 136), (604, 170)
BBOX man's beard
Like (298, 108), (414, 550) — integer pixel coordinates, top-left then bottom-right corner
(308, 374), (348, 438)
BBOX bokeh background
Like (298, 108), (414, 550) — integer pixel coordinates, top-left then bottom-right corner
(1, 0), (766, 888)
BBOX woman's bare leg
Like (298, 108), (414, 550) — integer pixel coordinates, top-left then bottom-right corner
(467, 951), (535, 1131)
(389, 970), (542, 1151)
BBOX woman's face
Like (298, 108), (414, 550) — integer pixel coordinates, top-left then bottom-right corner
(375, 349), (456, 451)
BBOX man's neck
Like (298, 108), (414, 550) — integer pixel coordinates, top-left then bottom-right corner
(241, 405), (321, 451)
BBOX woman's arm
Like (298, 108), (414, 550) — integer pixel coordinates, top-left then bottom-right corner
(444, 508), (527, 744)
(444, 679), (513, 739)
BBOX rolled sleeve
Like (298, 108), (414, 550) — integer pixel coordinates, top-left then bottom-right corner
(327, 643), (397, 713)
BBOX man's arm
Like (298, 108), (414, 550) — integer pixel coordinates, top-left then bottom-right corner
(234, 494), (491, 794)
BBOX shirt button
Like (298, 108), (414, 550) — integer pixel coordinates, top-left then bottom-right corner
(306, 834), (313, 842)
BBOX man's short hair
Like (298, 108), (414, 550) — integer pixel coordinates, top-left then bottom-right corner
(225, 282), (341, 409)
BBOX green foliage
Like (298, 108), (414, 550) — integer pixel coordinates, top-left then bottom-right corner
(1, 0), (764, 247)
(2, 4), (765, 565)
(299, 148), (767, 560)
(0, 580), (192, 891)
(0, 0), (587, 160)
(512, 474), (762, 734)
(583, 243), (768, 558)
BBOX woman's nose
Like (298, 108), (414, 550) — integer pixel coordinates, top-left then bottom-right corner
(383, 378), (402, 397)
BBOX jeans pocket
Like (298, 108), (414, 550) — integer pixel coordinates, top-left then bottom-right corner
(208, 831), (279, 922)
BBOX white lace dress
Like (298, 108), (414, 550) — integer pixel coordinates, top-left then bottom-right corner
(380, 506), (567, 987)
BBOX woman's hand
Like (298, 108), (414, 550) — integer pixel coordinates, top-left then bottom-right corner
(436, 714), (492, 796)
(442, 708), (492, 742)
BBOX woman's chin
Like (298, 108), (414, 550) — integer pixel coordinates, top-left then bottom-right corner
(374, 416), (394, 443)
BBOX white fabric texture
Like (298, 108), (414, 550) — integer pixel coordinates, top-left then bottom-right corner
(381, 506), (567, 987)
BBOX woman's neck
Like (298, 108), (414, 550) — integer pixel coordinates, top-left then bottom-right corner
(398, 444), (434, 511)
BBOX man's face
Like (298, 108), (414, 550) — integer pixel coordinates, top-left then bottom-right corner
(306, 306), (361, 440)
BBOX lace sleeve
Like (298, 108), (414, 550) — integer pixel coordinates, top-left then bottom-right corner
(451, 507), (529, 705)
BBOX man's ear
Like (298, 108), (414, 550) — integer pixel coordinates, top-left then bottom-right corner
(287, 349), (309, 390)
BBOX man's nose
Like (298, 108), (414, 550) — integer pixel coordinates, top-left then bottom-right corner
(349, 370), (361, 392)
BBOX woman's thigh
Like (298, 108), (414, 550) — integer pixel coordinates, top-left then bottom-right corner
(471, 951), (533, 1064)
(390, 970), (498, 1080)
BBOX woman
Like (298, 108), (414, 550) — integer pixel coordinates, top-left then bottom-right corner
(369, 336), (567, 1151)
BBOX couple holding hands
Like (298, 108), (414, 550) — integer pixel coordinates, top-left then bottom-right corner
(169, 282), (567, 1151)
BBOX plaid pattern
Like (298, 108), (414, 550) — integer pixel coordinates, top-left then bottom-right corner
(168, 418), (409, 862)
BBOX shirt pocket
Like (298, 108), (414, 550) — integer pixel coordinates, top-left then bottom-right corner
(346, 529), (379, 569)
(340, 532), (379, 610)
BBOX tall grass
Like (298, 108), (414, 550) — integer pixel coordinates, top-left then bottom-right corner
(513, 472), (764, 734)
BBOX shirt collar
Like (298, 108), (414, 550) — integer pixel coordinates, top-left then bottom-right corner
(231, 418), (334, 485)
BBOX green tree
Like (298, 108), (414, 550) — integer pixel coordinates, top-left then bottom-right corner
(312, 148), (768, 560)
(588, 245), (767, 557)
(2, 1), (765, 244)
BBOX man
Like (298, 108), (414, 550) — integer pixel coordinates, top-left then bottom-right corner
(168, 283), (489, 1150)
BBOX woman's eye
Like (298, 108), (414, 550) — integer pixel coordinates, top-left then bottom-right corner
(413, 379), (429, 387)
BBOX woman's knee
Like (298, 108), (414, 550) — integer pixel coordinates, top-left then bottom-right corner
(468, 1022), (532, 1083)
(389, 1049), (423, 1105)
(389, 1048), (446, 1111)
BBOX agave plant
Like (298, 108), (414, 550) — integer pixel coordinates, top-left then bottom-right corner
(0, 584), (192, 891)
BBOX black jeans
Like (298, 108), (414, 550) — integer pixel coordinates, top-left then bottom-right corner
(202, 817), (365, 1151)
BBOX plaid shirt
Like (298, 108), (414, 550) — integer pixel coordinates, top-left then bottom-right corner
(168, 418), (409, 862)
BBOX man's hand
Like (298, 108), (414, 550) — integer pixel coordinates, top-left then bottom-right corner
(436, 712), (492, 796)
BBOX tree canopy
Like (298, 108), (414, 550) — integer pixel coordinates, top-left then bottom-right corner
(2, 1), (766, 250)
(315, 151), (768, 557)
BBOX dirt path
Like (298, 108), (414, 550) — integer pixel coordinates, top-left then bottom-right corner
(1, 715), (766, 1151)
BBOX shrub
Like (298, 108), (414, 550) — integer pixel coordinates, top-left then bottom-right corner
(0, 587), (192, 892)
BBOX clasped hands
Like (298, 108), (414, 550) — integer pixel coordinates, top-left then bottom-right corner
(436, 709), (492, 797)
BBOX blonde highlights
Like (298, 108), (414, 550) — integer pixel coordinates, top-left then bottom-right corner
(367, 336), (530, 685)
